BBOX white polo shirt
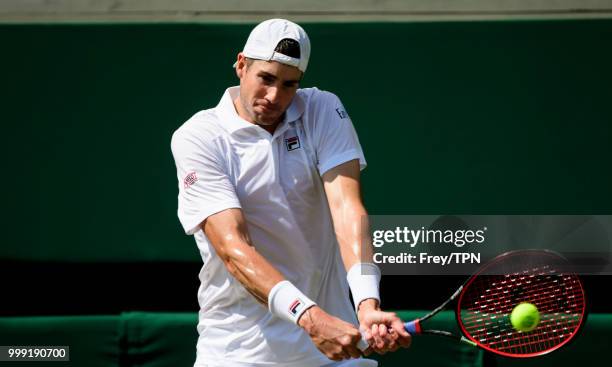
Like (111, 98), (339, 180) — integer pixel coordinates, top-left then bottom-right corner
(171, 86), (368, 367)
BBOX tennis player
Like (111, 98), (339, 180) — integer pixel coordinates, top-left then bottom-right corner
(171, 18), (411, 366)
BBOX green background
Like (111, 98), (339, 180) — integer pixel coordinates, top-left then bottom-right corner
(1, 20), (611, 262)
(1, 19), (610, 367)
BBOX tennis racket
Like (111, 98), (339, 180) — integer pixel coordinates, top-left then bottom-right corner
(397, 249), (587, 358)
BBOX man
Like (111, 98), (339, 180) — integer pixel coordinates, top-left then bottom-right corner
(171, 18), (411, 367)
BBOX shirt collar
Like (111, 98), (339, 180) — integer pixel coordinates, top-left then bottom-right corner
(216, 86), (305, 135)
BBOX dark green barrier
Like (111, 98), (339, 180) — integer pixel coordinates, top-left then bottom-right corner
(0, 311), (480, 366)
(0, 315), (119, 367)
(1, 20), (611, 262)
(2, 312), (609, 366)
(119, 312), (198, 367)
(117, 310), (482, 367)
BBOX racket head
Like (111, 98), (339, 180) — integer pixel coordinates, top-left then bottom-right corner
(456, 249), (587, 358)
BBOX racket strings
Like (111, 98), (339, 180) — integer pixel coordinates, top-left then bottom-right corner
(458, 259), (585, 356)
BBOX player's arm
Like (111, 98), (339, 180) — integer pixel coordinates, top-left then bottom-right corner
(322, 159), (411, 352)
(202, 207), (283, 304)
(202, 207), (364, 361)
(321, 159), (371, 271)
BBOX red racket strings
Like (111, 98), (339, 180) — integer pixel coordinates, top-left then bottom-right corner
(457, 252), (586, 357)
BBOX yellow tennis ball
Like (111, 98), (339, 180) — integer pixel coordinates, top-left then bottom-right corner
(510, 302), (540, 332)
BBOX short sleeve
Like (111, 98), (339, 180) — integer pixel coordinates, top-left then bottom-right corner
(171, 129), (241, 235)
(311, 91), (367, 175)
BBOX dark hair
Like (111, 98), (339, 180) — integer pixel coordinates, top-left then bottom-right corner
(275, 38), (301, 59)
(244, 38), (301, 69)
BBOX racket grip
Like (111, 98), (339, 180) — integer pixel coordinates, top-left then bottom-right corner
(357, 335), (369, 352)
(404, 319), (421, 335)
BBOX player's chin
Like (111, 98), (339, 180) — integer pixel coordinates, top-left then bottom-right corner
(254, 113), (280, 126)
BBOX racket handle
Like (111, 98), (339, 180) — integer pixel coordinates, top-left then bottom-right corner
(404, 319), (422, 334)
(357, 335), (369, 352)
(358, 319), (423, 351)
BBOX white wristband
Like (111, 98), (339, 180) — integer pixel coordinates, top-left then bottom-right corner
(268, 280), (316, 324)
(346, 263), (381, 312)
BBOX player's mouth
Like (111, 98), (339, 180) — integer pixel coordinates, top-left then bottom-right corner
(255, 102), (279, 114)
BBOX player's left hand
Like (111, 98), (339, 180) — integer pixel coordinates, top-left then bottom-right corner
(357, 299), (412, 354)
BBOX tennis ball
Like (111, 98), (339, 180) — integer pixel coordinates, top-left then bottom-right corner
(510, 302), (540, 332)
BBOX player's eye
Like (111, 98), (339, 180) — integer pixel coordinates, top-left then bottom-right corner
(260, 75), (274, 84)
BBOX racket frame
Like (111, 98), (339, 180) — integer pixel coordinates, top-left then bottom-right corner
(404, 250), (588, 358)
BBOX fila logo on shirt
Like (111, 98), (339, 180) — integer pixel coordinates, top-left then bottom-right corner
(183, 171), (198, 189)
(285, 136), (301, 151)
(336, 108), (348, 119)
(289, 298), (305, 316)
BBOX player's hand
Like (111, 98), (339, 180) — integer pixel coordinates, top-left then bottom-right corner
(297, 306), (364, 361)
(357, 299), (412, 354)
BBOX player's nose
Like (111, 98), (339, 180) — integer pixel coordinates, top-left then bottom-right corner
(265, 86), (280, 104)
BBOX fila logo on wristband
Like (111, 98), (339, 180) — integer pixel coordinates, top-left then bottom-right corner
(289, 298), (304, 316)
(269, 281), (315, 324)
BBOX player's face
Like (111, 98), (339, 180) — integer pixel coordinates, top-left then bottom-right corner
(235, 54), (302, 128)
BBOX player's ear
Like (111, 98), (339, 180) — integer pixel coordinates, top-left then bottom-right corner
(235, 53), (247, 79)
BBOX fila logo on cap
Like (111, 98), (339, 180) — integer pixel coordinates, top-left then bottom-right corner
(289, 298), (304, 316)
(285, 136), (301, 151)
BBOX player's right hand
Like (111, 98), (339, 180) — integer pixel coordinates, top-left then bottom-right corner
(357, 304), (412, 354)
(297, 306), (364, 361)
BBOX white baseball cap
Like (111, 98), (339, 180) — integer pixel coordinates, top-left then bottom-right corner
(234, 18), (311, 73)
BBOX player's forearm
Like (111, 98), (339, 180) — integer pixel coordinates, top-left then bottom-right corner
(330, 199), (374, 271)
(322, 159), (374, 270)
(220, 242), (285, 305)
(202, 209), (284, 306)
(333, 205), (382, 313)
(204, 209), (318, 327)
(322, 161), (382, 313)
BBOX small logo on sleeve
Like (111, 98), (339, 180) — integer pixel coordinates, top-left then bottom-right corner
(183, 171), (198, 189)
(289, 298), (304, 316)
(336, 108), (348, 119)
(285, 136), (301, 151)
